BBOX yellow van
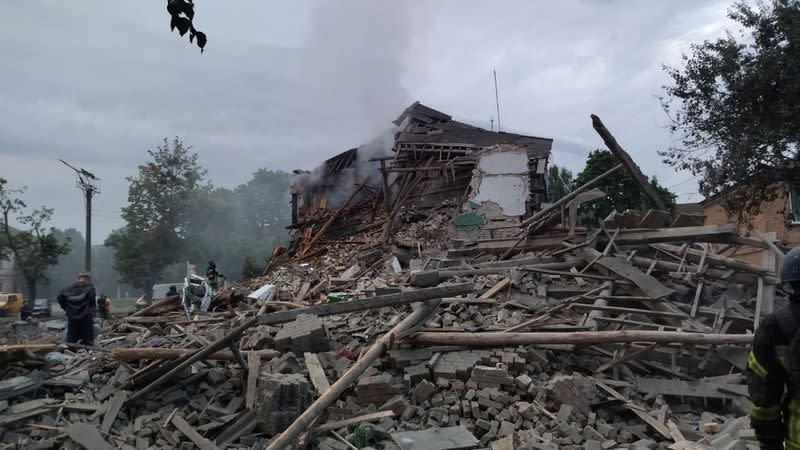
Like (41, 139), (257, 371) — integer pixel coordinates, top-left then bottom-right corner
(0, 293), (25, 317)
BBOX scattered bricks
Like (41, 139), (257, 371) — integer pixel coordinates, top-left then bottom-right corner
(631, 438), (657, 449)
(436, 377), (451, 389)
(702, 422), (720, 434)
(356, 373), (400, 406)
(254, 372), (312, 436)
(469, 365), (516, 389)
(431, 393), (445, 407)
(273, 314), (330, 353)
(543, 374), (597, 418)
(583, 425), (604, 442)
(595, 422), (613, 439)
(403, 364), (430, 389)
(387, 349), (433, 368)
(379, 395), (408, 416)
(479, 420), (500, 446)
(601, 440), (617, 449)
(515, 374), (532, 391)
(557, 404), (573, 423)
(476, 418), (492, 433)
(490, 390), (511, 406)
(498, 420), (515, 436)
(411, 379), (436, 404)
(584, 440), (602, 450)
(477, 395), (503, 411)
(470, 401), (481, 419)
(465, 389), (477, 401)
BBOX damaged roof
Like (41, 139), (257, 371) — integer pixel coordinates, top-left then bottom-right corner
(394, 102), (554, 157)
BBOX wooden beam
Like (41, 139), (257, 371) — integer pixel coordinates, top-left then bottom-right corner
(304, 353), (331, 395)
(130, 284), (470, 403)
(479, 277), (511, 299)
(314, 410), (395, 433)
(100, 390), (128, 433)
(171, 414), (220, 450)
(407, 330), (753, 346)
(590, 114), (666, 210)
(245, 352), (261, 410)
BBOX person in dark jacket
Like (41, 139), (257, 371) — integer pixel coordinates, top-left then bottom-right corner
(206, 260), (223, 291)
(166, 285), (179, 298)
(96, 293), (111, 320)
(57, 272), (97, 345)
(747, 247), (800, 449)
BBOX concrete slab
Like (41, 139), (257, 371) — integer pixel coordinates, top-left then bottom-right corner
(391, 425), (480, 450)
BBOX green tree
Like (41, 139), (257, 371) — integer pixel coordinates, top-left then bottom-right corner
(660, 0), (800, 225)
(546, 165), (574, 202)
(0, 180), (70, 302)
(574, 150), (677, 221)
(106, 137), (206, 295)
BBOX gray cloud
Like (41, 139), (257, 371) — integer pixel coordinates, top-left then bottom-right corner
(0, 0), (732, 240)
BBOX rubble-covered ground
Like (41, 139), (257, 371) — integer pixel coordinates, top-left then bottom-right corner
(0, 202), (780, 449)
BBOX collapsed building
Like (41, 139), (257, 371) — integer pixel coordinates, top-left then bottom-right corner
(289, 102), (553, 258)
(0, 103), (785, 450)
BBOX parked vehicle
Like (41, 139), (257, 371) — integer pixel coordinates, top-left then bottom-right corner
(32, 298), (52, 318)
(0, 293), (25, 317)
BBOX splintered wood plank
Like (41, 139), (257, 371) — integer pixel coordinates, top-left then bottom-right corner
(577, 247), (673, 299)
(304, 353), (331, 395)
(296, 282), (311, 302)
(245, 351), (261, 410)
(100, 390), (128, 433)
(68, 422), (112, 450)
(479, 277), (512, 299)
(172, 414), (220, 450)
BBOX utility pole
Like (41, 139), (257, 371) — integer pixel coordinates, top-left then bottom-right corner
(59, 159), (100, 273)
(493, 69), (501, 132)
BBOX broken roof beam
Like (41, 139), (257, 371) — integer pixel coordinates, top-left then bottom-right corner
(519, 163), (624, 228)
(651, 243), (774, 276)
(406, 330), (753, 347)
(130, 283), (471, 402)
(590, 114), (667, 210)
(574, 246), (674, 299)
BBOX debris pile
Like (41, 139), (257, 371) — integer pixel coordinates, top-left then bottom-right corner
(0, 105), (784, 449)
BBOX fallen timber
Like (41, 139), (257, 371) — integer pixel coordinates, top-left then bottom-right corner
(129, 283), (472, 402)
(406, 331), (754, 347)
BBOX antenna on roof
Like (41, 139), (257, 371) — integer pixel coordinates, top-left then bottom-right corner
(494, 69), (501, 132)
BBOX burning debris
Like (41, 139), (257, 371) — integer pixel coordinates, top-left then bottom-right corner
(0, 105), (782, 449)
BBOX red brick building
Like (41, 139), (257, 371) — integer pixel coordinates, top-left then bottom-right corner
(701, 183), (800, 264)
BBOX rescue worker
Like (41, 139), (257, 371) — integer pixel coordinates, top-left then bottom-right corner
(206, 260), (223, 291)
(166, 285), (179, 298)
(96, 293), (111, 320)
(57, 272), (97, 346)
(747, 247), (800, 449)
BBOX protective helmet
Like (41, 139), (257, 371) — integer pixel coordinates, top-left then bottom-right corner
(782, 247), (800, 284)
(208, 260), (216, 268)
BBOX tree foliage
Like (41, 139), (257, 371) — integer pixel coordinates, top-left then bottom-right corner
(107, 138), (292, 295)
(660, 0), (800, 225)
(167, 0), (207, 53)
(574, 150), (677, 221)
(0, 179), (70, 302)
(107, 138), (206, 293)
(546, 165), (574, 202)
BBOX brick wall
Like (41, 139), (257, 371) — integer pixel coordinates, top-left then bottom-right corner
(703, 188), (800, 265)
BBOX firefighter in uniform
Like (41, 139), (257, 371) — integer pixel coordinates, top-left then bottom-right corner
(747, 247), (800, 449)
(206, 260), (222, 291)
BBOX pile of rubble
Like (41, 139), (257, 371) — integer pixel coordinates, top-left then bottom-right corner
(0, 108), (785, 449)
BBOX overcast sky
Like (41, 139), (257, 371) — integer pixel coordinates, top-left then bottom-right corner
(0, 0), (733, 241)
